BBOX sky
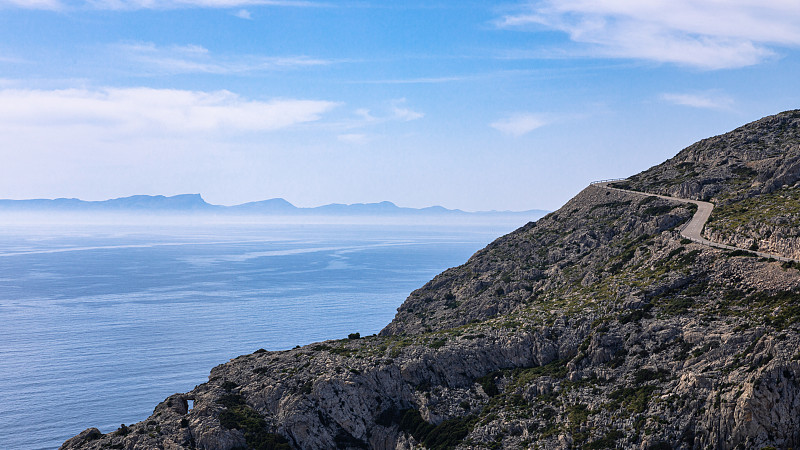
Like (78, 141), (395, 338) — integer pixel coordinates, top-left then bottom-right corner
(0, 1), (799, 211)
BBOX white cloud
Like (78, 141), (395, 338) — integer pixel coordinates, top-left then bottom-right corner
(0, 86), (342, 203)
(390, 98), (424, 121)
(233, 8), (251, 18)
(0, 0), (61, 9)
(491, 113), (548, 137)
(1, 0), (322, 9)
(88, 0), (323, 10)
(332, 99), (424, 131)
(0, 87), (338, 135)
(357, 75), (478, 85)
(115, 42), (332, 75)
(497, 0), (800, 69)
(660, 92), (734, 110)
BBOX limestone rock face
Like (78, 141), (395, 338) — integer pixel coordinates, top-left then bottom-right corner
(706, 224), (800, 261)
(63, 111), (800, 450)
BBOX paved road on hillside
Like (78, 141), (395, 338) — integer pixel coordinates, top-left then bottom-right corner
(592, 180), (799, 263)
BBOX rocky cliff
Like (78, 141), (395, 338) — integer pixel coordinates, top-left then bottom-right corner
(62, 111), (800, 450)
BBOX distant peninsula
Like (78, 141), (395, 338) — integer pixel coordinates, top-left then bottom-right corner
(0, 194), (548, 220)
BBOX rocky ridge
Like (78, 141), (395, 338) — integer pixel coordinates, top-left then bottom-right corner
(616, 110), (800, 259)
(62, 111), (800, 450)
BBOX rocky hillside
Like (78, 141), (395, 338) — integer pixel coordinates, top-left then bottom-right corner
(616, 110), (800, 260)
(62, 112), (800, 450)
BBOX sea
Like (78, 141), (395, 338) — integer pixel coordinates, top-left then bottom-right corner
(0, 217), (528, 449)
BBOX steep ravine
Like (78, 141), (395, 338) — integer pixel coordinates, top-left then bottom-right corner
(62, 111), (800, 450)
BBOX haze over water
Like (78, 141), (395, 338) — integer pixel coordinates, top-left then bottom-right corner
(0, 219), (524, 450)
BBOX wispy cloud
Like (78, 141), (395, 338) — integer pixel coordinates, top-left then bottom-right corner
(357, 75), (480, 85)
(496, 1), (800, 69)
(0, 53), (28, 64)
(660, 91), (734, 110)
(332, 98), (424, 131)
(114, 42), (332, 75)
(1, 0), (325, 10)
(0, 0), (61, 9)
(329, 100), (422, 144)
(389, 98), (424, 121)
(491, 113), (548, 137)
(0, 87), (338, 135)
(233, 8), (251, 18)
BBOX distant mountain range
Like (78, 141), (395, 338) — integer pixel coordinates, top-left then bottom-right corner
(0, 194), (548, 218)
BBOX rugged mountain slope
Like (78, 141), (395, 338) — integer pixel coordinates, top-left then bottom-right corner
(617, 110), (800, 260)
(380, 186), (696, 336)
(63, 112), (800, 450)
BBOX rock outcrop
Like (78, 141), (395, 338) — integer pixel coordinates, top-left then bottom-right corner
(62, 111), (800, 450)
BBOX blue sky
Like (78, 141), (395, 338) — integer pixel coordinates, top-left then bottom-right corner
(1, 1), (799, 211)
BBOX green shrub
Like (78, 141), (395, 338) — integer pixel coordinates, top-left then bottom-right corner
(668, 247), (685, 258)
(217, 393), (246, 408)
(333, 429), (368, 449)
(428, 339), (447, 349)
(585, 430), (624, 449)
(732, 166), (757, 178)
(662, 297), (694, 315)
(643, 205), (674, 216)
(567, 404), (590, 433)
(476, 371), (501, 397)
(633, 368), (668, 383)
(217, 393), (290, 450)
(608, 386), (657, 413)
(513, 359), (568, 383)
(728, 249), (758, 258)
(381, 408), (477, 450)
(619, 304), (654, 324)
(221, 381), (238, 392)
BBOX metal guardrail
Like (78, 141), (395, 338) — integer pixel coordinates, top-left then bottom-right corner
(590, 178), (628, 184)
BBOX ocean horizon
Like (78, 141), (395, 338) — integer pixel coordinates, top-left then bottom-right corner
(0, 219), (524, 450)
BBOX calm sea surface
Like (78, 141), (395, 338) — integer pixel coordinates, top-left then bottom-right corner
(0, 220), (521, 449)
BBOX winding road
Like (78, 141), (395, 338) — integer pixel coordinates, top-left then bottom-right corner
(592, 180), (799, 263)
